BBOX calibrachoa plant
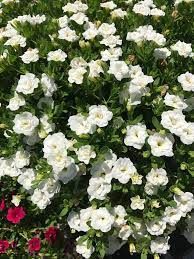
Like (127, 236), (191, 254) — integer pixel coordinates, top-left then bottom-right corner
(0, 0), (194, 258)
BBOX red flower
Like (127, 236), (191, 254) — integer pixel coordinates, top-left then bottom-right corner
(44, 226), (58, 243)
(0, 199), (5, 211)
(0, 240), (9, 254)
(6, 207), (26, 224)
(28, 237), (41, 253)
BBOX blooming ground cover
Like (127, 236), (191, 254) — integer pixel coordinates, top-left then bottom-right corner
(0, 0), (194, 258)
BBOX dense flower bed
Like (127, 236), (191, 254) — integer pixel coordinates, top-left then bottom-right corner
(0, 0), (194, 258)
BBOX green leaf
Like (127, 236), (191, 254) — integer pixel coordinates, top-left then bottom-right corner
(128, 115), (143, 125)
(152, 116), (162, 131)
(77, 235), (88, 245)
(188, 169), (194, 177)
(141, 252), (147, 259)
(99, 244), (106, 258)
(59, 206), (69, 217)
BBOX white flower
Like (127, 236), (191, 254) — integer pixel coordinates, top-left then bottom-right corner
(124, 124), (148, 149)
(146, 168), (168, 186)
(58, 15), (69, 28)
(164, 93), (187, 110)
(16, 73), (39, 95)
(146, 219), (166, 236)
(87, 105), (113, 127)
(31, 188), (51, 209)
(2, 158), (21, 177)
(76, 145), (96, 164)
(0, 50), (8, 61)
(13, 112), (39, 136)
(131, 173), (143, 185)
(68, 67), (87, 84)
(88, 60), (104, 78)
(70, 12), (88, 25)
(87, 177), (111, 200)
(111, 8), (127, 19)
(4, 35), (26, 47)
(104, 150), (117, 169)
(19, 14), (46, 25)
(150, 8), (165, 16)
(3, 24), (18, 37)
(128, 65), (143, 78)
(112, 205), (127, 227)
(108, 61), (129, 81)
(14, 150), (30, 169)
(67, 211), (81, 232)
(100, 1), (117, 10)
(98, 23), (116, 37)
(58, 27), (78, 42)
(39, 114), (55, 137)
(17, 168), (36, 190)
(43, 133), (68, 164)
(20, 48), (39, 64)
(48, 151), (69, 173)
(174, 192), (194, 215)
(129, 74), (154, 93)
(171, 41), (193, 57)
(90, 161), (113, 183)
(144, 182), (158, 196)
(41, 73), (57, 97)
(180, 122), (194, 145)
(127, 25), (166, 46)
(111, 158), (137, 184)
(80, 207), (95, 232)
(83, 22), (98, 40)
(161, 109), (186, 135)
(148, 133), (174, 157)
(119, 225), (133, 240)
(38, 178), (60, 199)
(68, 114), (96, 135)
(54, 162), (78, 184)
(133, 3), (151, 16)
(101, 47), (122, 61)
(177, 72), (194, 92)
(130, 195), (145, 210)
(2, 0), (20, 4)
(154, 47), (171, 59)
(150, 237), (170, 254)
(163, 207), (183, 226)
(47, 49), (67, 62)
(7, 92), (25, 111)
(100, 35), (122, 48)
(62, 1), (88, 13)
(76, 238), (94, 259)
(11, 195), (21, 207)
(70, 57), (87, 68)
(90, 207), (114, 232)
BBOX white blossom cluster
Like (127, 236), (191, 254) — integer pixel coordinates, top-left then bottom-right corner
(133, 0), (165, 16)
(0, 0), (194, 258)
(126, 25), (166, 45)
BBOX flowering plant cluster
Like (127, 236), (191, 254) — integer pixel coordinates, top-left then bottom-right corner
(0, 0), (194, 258)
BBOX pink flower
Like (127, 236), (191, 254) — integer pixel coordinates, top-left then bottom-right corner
(6, 207), (26, 224)
(44, 226), (58, 243)
(0, 240), (9, 254)
(28, 237), (41, 253)
(0, 199), (5, 211)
